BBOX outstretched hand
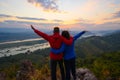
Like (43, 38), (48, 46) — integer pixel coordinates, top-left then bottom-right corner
(31, 25), (35, 30)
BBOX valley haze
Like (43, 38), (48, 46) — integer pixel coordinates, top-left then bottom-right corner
(0, 28), (119, 58)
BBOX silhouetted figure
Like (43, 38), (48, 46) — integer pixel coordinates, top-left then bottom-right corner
(31, 25), (73, 80)
(51, 30), (86, 80)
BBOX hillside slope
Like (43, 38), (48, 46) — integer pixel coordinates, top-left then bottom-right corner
(0, 31), (120, 80)
(75, 31), (120, 58)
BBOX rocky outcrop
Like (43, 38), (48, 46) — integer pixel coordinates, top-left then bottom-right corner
(16, 60), (97, 80)
(16, 60), (51, 80)
(16, 60), (35, 80)
(76, 68), (97, 80)
(0, 72), (6, 80)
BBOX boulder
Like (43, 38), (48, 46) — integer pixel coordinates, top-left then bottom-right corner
(76, 68), (97, 80)
(16, 60), (35, 80)
(0, 72), (6, 80)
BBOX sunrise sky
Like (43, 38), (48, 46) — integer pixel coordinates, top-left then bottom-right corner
(0, 0), (120, 31)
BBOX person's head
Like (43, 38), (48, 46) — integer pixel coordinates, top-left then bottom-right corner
(53, 27), (60, 33)
(62, 30), (70, 40)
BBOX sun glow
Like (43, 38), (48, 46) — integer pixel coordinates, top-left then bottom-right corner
(0, 0), (120, 30)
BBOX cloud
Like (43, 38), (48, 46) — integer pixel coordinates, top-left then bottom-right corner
(1, 19), (120, 31)
(94, 22), (120, 30)
(113, 10), (120, 18)
(0, 14), (47, 21)
(64, 19), (120, 31)
(0, 20), (60, 29)
(75, 18), (92, 24)
(53, 19), (63, 22)
(104, 10), (120, 20)
(16, 16), (47, 21)
(0, 14), (13, 17)
(4, 20), (35, 24)
(27, 0), (59, 12)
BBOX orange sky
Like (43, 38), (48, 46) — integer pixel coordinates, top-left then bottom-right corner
(0, 0), (120, 31)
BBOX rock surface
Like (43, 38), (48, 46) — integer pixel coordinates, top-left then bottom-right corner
(76, 68), (97, 80)
(16, 60), (97, 80)
(0, 72), (6, 80)
(16, 60), (35, 80)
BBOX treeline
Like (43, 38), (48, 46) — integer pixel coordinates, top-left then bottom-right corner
(76, 51), (120, 80)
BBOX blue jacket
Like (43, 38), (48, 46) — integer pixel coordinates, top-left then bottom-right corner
(51, 31), (86, 60)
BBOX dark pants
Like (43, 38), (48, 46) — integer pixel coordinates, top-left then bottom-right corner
(50, 59), (65, 80)
(64, 58), (76, 80)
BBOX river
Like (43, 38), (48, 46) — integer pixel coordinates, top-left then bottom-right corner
(0, 38), (50, 57)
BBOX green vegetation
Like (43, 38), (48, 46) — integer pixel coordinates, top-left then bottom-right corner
(0, 48), (50, 80)
(0, 31), (120, 80)
(75, 31), (120, 58)
(0, 48), (50, 69)
(76, 51), (120, 80)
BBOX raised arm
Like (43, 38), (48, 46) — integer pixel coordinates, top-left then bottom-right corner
(31, 25), (50, 41)
(74, 31), (86, 41)
(51, 43), (65, 54)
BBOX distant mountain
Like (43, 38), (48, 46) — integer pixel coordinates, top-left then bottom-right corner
(1, 27), (119, 43)
(0, 27), (31, 33)
(0, 27), (53, 42)
(94, 29), (120, 36)
(69, 29), (120, 38)
(75, 30), (120, 58)
(0, 27), (52, 33)
(0, 32), (40, 42)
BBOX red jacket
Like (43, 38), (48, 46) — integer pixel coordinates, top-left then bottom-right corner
(33, 29), (73, 60)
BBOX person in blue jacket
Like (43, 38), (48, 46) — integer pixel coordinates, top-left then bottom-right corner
(51, 30), (86, 80)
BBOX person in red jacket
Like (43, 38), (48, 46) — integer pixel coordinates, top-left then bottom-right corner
(31, 25), (73, 80)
